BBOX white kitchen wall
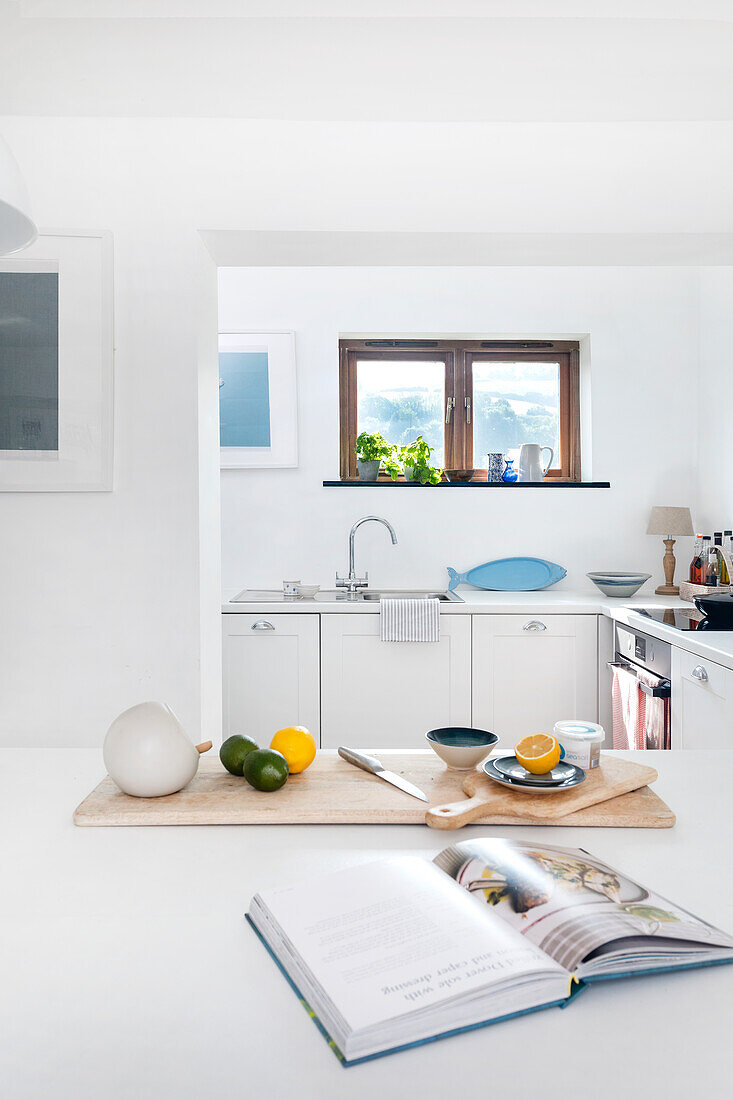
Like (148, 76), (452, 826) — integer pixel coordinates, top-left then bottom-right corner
(0, 120), (216, 748)
(219, 265), (701, 595)
(0, 110), (723, 748)
(697, 269), (733, 532)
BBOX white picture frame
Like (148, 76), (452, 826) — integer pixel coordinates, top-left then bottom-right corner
(219, 330), (298, 469)
(0, 229), (113, 491)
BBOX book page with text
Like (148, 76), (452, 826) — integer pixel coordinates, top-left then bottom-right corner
(254, 856), (566, 1034)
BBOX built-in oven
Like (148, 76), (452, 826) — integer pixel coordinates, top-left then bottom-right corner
(608, 623), (672, 750)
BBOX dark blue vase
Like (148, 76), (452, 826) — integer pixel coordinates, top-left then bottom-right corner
(502, 458), (517, 483)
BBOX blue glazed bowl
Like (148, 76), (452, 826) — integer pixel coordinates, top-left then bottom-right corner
(426, 727), (499, 770)
(587, 572), (651, 598)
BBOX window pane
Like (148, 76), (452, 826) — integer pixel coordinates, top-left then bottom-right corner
(356, 359), (445, 466)
(219, 350), (271, 447)
(473, 361), (559, 465)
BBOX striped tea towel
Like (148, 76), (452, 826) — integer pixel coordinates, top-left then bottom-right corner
(380, 597), (440, 642)
(611, 664), (640, 750)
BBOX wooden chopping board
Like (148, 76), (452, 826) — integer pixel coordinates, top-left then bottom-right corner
(74, 752), (674, 829)
(426, 755), (661, 828)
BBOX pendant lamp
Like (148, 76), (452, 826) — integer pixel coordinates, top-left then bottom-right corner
(0, 134), (37, 255)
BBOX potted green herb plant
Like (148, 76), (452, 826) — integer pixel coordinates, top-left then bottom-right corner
(399, 437), (444, 485)
(354, 431), (392, 481)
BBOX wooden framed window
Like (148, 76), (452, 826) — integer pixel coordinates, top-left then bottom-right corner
(339, 339), (581, 481)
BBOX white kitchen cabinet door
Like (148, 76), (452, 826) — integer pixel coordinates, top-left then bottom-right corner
(672, 648), (733, 750)
(472, 615), (598, 746)
(320, 614), (472, 749)
(222, 614), (320, 745)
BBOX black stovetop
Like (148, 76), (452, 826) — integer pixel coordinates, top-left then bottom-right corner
(635, 607), (706, 631)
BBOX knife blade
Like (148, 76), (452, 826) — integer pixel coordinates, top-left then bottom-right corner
(337, 746), (429, 802)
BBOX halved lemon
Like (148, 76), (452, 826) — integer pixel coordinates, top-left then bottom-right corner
(514, 734), (561, 775)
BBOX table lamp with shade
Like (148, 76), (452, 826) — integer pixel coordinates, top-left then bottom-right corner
(647, 506), (694, 595)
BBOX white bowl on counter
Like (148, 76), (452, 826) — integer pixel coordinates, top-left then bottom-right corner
(587, 571), (651, 598)
(295, 584), (321, 599)
(426, 727), (499, 770)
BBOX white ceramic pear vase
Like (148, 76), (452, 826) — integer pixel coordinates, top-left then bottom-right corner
(103, 701), (211, 798)
(518, 443), (554, 482)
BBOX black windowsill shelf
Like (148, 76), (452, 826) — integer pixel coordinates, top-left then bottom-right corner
(323, 480), (611, 488)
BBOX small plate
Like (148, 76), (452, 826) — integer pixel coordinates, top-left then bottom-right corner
(492, 755), (578, 786)
(484, 758), (585, 794)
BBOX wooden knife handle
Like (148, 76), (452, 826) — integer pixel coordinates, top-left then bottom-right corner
(425, 792), (491, 830)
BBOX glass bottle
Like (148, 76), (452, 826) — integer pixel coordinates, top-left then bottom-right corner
(705, 536), (719, 587)
(723, 530), (733, 585)
(715, 532), (729, 586)
(700, 536), (712, 587)
(689, 534), (704, 584)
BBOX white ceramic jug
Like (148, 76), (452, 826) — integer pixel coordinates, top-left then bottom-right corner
(103, 701), (212, 797)
(518, 443), (554, 482)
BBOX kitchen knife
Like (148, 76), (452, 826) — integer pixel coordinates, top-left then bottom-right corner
(337, 746), (429, 802)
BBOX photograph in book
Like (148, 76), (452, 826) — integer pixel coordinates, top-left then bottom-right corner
(434, 839), (733, 974)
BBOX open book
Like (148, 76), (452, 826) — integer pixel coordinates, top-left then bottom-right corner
(247, 839), (733, 1066)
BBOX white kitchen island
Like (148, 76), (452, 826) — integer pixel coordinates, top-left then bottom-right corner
(3, 749), (731, 1100)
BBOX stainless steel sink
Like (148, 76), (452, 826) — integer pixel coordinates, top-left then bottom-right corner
(359, 590), (462, 602)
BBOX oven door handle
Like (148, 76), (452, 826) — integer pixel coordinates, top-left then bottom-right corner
(607, 661), (671, 698)
(607, 659), (637, 673)
(639, 679), (671, 698)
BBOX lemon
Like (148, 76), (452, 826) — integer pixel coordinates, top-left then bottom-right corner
(515, 734), (561, 775)
(270, 726), (317, 774)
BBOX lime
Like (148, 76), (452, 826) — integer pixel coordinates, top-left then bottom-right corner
(219, 734), (259, 776)
(244, 748), (289, 792)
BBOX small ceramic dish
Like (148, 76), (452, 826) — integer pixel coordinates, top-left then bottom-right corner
(492, 755), (578, 786)
(444, 469), (476, 484)
(295, 584), (321, 599)
(587, 572), (651, 598)
(426, 727), (498, 770)
(483, 757), (585, 793)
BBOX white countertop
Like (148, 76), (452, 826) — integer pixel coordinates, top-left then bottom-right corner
(223, 588), (733, 670)
(4, 748), (731, 1099)
(222, 588), (681, 615)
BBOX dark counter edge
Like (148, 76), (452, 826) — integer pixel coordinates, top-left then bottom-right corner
(323, 480), (612, 488)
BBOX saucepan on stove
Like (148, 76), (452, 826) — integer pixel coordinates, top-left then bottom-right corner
(693, 591), (733, 631)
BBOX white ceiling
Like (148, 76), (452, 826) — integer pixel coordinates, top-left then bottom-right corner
(3, 3), (732, 240)
(17, 1), (733, 18)
(202, 231), (733, 266)
(2, 11), (733, 121)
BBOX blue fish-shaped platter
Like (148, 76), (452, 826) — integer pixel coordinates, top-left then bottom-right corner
(448, 557), (567, 592)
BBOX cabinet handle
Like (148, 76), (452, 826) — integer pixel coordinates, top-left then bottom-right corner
(251, 620), (275, 631)
(691, 664), (709, 682)
(523, 620), (547, 632)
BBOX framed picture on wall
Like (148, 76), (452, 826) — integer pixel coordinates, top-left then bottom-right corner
(219, 330), (298, 468)
(0, 229), (113, 491)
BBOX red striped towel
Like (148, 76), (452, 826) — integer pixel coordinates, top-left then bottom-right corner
(611, 665), (642, 750)
(637, 670), (670, 750)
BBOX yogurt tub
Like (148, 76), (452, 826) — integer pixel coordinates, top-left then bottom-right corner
(554, 721), (605, 769)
